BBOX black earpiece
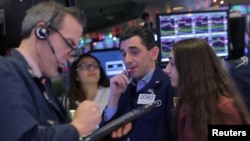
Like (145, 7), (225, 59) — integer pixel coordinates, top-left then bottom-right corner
(35, 26), (49, 40)
(34, 11), (63, 74)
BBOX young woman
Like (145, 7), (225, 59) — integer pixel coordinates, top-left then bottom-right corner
(164, 38), (250, 141)
(62, 53), (110, 116)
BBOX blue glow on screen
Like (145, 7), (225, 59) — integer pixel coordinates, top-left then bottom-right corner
(91, 50), (124, 77)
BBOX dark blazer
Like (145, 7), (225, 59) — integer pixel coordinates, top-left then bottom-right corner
(0, 49), (79, 141)
(101, 66), (177, 141)
(228, 52), (250, 112)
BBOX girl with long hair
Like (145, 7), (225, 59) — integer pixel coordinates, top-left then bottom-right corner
(164, 38), (250, 141)
(62, 53), (110, 115)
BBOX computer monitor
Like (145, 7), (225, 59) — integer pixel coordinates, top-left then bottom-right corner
(156, 10), (230, 67)
(91, 49), (125, 78)
(231, 4), (250, 15)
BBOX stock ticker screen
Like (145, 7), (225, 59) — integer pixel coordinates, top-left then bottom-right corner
(156, 10), (229, 64)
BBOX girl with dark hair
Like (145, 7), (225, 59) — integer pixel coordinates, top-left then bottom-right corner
(62, 53), (110, 116)
(164, 38), (250, 141)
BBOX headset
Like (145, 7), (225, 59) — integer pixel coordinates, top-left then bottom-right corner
(35, 26), (49, 40)
(34, 11), (63, 74)
(35, 11), (59, 40)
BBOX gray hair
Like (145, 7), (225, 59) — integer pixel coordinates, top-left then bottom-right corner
(21, 1), (86, 39)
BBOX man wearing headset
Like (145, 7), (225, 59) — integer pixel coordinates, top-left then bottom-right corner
(0, 2), (130, 141)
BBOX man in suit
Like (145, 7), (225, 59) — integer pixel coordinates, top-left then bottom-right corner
(101, 26), (177, 141)
(0, 2), (130, 141)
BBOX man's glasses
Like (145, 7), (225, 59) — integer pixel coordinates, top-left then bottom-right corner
(49, 26), (77, 58)
(76, 63), (100, 71)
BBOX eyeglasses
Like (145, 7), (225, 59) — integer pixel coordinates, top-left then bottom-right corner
(49, 26), (77, 58)
(76, 63), (100, 71)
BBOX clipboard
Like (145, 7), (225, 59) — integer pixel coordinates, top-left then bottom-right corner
(81, 100), (161, 141)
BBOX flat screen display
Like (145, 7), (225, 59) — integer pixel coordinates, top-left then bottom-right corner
(91, 50), (125, 78)
(231, 4), (250, 15)
(156, 10), (230, 65)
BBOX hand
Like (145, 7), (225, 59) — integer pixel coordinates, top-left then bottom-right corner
(71, 100), (101, 137)
(108, 70), (131, 107)
(111, 123), (132, 138)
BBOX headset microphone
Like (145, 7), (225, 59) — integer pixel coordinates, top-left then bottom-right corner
(35, 11), (64, 74)
(44, 35), (63, 74)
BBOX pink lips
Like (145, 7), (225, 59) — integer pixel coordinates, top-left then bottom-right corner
(88, 73), (96, 77)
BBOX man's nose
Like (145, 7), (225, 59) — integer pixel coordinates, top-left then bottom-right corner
(124, 53), (133, 63)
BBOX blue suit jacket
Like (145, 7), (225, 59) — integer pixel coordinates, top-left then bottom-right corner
(0, 49), (79, 141)
(101, 66), (177, 141)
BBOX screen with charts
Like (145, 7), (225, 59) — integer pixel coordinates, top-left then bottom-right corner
(156, 10), (230, 65)
(91, 49), (125, 78)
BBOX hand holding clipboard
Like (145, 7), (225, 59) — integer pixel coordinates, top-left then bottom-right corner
(81, 100), (162, 141)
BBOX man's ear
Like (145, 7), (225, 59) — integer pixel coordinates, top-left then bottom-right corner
(35, 22), (47, 27)
(150, 46), (159, 61)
